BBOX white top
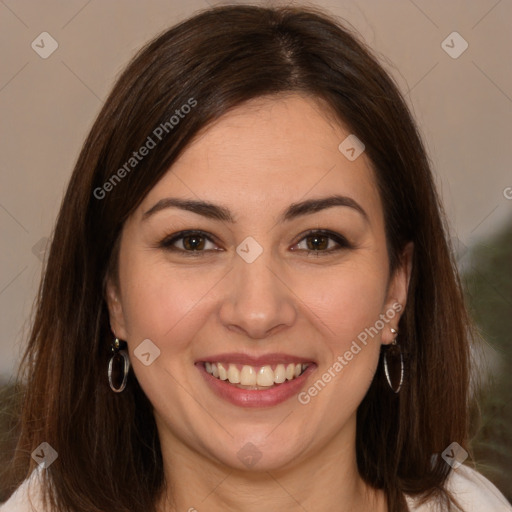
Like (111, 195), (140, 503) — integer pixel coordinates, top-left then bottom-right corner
(405, 464), (512, 511)
(1, 464), (510, 511)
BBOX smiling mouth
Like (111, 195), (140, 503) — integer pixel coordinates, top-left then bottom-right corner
(202, 362), (311, 390)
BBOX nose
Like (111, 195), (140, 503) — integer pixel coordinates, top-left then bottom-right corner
(218, 246), (297, 340)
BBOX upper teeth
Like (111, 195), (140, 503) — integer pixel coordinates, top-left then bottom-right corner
(205, 362), (309, 387)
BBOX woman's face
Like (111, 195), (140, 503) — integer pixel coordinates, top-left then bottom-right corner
(107, 94), (411, 473)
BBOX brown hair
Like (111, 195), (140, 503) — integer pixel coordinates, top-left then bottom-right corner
(4, 4), (472, 511)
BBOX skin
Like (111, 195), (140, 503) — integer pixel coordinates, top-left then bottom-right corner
(106, 93), (413, 511)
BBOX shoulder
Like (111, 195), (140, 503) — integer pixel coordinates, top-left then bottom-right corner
(2, 465), (510, 512)
(0, 467), (46, 512)
(405, 464), (512, 511)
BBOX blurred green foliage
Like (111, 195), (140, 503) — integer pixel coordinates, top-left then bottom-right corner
(465, 221), (512, 502)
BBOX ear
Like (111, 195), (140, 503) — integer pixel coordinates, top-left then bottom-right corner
(381, 241), (413, 345)
(105, 276), (128, 341)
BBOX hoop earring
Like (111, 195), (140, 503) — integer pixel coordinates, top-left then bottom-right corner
(108, 338), (130, 393)
(383, 327), (404, 393)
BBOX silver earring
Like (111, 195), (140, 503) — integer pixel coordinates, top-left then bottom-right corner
(108, 338), (130, 393)
(383, 327), (404, 393)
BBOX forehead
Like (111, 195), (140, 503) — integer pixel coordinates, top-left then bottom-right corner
(138, 94), (382, 224)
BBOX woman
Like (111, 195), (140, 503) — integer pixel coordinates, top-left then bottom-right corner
(1, 4), (510, 511)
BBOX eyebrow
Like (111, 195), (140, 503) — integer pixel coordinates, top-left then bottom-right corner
(142, 194), (369, 224)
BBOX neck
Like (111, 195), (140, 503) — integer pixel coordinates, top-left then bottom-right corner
(155, 416), (387, 512)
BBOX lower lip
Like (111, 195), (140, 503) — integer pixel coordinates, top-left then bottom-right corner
(196, 363), (316, 408)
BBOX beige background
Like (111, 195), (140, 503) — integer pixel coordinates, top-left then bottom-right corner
(0, 0), (511, 379)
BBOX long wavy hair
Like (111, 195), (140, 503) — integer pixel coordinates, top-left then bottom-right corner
(4, 4), (472, 511)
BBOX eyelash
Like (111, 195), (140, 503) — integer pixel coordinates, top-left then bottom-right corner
(158, 229), (352, 257)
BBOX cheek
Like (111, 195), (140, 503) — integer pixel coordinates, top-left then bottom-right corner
(118, 250), (222, 349)
(296, 259), (389, 346)
(293, 263), (387, 420)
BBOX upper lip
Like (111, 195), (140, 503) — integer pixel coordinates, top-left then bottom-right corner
(196, 352), (316, 367)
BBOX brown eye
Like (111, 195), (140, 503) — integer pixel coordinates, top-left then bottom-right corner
(305, 234), (330, 251)
(160, 230), (219, 254)
(292, 230), (351, 256)
(181, 234), (206, 250)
